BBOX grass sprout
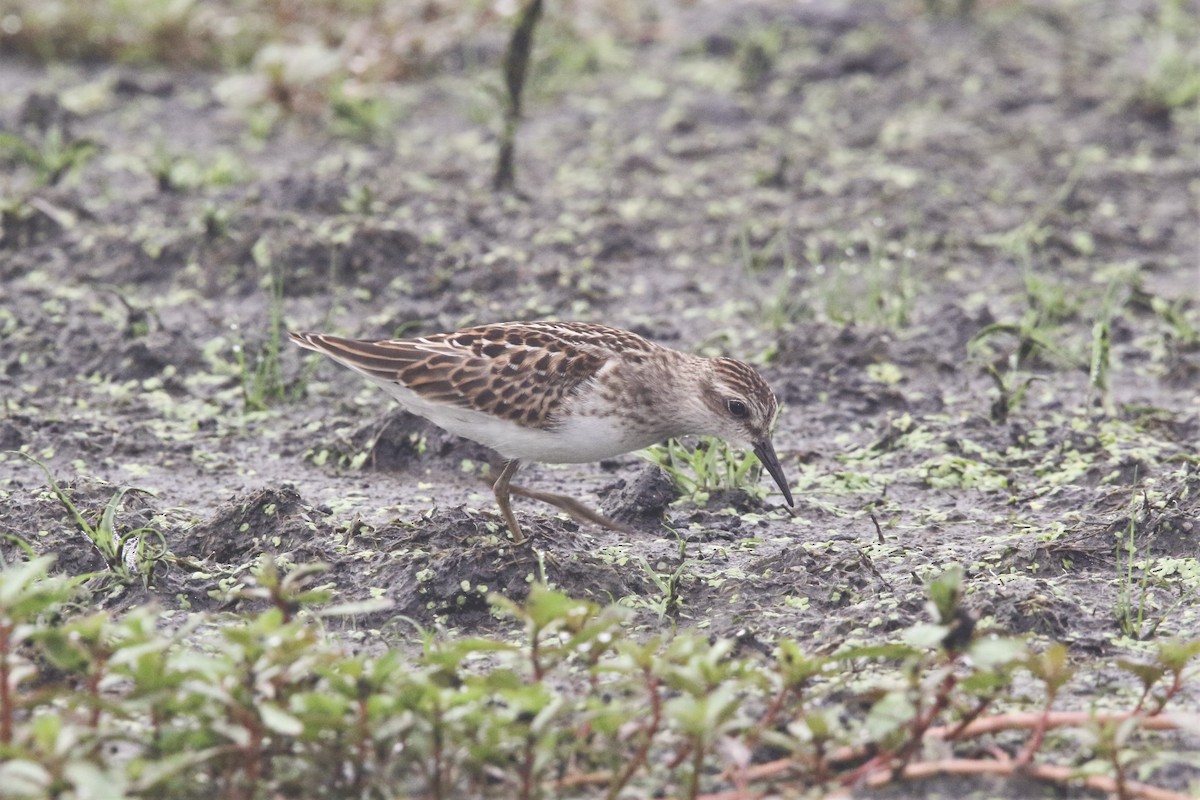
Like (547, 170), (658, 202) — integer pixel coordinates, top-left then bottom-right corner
(11, 452), (165, 585)
(233, 236), (295, 411)
(0, 125), (96, 187)
(643, 437), (764, 506)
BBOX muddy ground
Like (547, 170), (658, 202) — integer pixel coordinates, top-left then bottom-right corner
(0, 0), (1198, 793)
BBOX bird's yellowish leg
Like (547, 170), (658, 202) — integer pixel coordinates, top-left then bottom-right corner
(492, 459), (526, 544)
(508, 485), (634, 535)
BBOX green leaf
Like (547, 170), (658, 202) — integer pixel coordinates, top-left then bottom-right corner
(1116, 659), (1165, 691)
(903, 622), (950, 649)
(967, 636), (1026, 668)
(926, 565), (964, 623)
(1159, 639), (1200, 673)
(1027, 643), (1073, 693)
(259, 701), (304, 736)
(0, 760), (51, 796)
(834, 642), (920, 662)
(64, 761), (128, 800)
(776, 640), (824, 687)
(866, 691), (916, 740)
(799, 709), (835, 740)
(526, 584), (599, 630)
(315, 597), (395, 617)
(665, 682), (741, 737)
(131, 747), (226, 791)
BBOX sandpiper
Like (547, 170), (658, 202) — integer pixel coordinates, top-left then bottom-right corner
(289, 321), (793, 544)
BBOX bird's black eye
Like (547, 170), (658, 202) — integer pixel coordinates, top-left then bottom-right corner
(726, 399), (749, 418)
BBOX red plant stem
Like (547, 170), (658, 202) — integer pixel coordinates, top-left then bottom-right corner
(87, 659), (105, 730)
(941, 696), (993, 741)
(430, 707), (445, 799)
(1132, 682), (1153, 714)
(558, 710), (1190, 797)
(858, 758), (1192, 800)
(695, 757), (1193, 800)
(519, 733), (536, 800)
(668, 740), (693, 770)
(935, 710), (1179, 738)
(732, 711), (1185, 785)
(0, 623), (11, 745)
(1016, 700), (1051, 767)
(813, 738), (840, 784)
(530, 633), (543, 682)
(245, 721), (263, 800)
(688, 735), (705, 800)
(893, 670), (956, 769)
(606, 672), (662, 800)
(1112, 742), (1131, 800)
(745, 685), (792, 749)
(840, 671), (958, 787)
(228, 705), (264, 800)
(1157, 670), (1184, 712)
(353, 694), (370, 792)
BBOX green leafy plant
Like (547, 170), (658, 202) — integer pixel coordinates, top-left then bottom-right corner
(1113, 490), (1199, 641)
(1135, 0), (1200, 115)
(738, 227), (809, 331)
(969, 316), (1065, 422)
(0, 126), (96, 186)
(233, 236), (293, 411)
(0, 562), (1196, 797)
(644, 436), (765, 505)
(620, 539), (692, 622)
(802, 228), (918, 329)
(1151, 295), (1199, 346)
(12, 452), (165, 585)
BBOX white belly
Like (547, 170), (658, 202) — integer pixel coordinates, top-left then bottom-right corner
(369, 377), (658, 463)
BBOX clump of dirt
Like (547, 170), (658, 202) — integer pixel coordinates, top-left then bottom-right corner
(602, 466), (679, 526)
(319, 510), (655, 627)
(177, 485), (322, 563)
(340, 411), (496, 471)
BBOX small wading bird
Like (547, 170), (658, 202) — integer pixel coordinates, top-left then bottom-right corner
(289, 321), (794, 544)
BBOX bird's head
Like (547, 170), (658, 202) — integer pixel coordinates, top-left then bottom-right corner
(699, 357), (794, 507)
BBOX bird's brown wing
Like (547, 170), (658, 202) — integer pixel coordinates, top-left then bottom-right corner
(289, 324), (617, 429)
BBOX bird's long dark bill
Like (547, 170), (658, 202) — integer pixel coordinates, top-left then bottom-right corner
(753, 439), (794, 507)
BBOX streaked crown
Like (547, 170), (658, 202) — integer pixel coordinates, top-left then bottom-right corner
(698, 357), (780, 448)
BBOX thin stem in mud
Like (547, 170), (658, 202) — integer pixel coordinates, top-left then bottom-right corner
(1155, 669), (1184, 713)
(227, 703), (264, 800)
(494, 0), (544, 191)
(1132, 678), (1156, 715)
(812, 737), (831, 785)
(86, 655), (106, 732)
(529, 625), (544, 681)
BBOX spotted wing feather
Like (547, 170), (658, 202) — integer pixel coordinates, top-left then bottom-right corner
(289, 322), (654, 429)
